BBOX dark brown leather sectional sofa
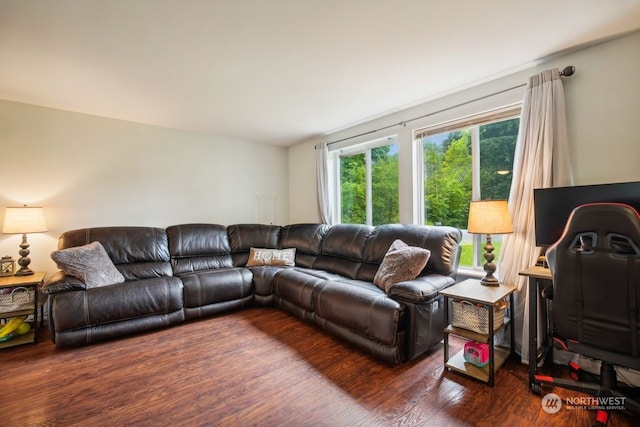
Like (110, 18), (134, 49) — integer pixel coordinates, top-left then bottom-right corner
(44, 223), (461, 364)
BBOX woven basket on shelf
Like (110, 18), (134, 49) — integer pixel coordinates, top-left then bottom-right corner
(0, 287), (35, 313)
(451, 299), (507, 335)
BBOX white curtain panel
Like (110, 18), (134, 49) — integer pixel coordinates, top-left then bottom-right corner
(315, 142), (334, 224)
(497, 68), (573, 362)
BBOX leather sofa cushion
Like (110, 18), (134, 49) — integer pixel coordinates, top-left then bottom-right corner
(167, 224), (233, 274)
(314, 280), (404, 346)
(228, 224), (281, 266)
(388, 274), (455, 302)
(51, 276), (183, 331)
(167, 224), (231, 257)
(57, 227), (172, 280)
(249, 266), (283, 302)
(279, 224), (330, 268)
(273, 269), (326, 311)
(287, 267), (346, 282)
(180, 267), (253, 308)
(313, 224), (373, 279)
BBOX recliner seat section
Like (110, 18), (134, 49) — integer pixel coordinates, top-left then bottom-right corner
(45, 227), (185, 347)
(44, 222), (462, 364)
(166, 223), (254, 320)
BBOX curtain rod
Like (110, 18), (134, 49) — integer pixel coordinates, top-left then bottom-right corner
(323, 65), (575, 148)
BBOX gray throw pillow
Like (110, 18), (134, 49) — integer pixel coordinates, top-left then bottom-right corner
(51, 241), (125, 288)
(373, 239), (430, 293)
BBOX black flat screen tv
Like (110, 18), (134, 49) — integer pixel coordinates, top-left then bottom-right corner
(534, 181), (640, 247)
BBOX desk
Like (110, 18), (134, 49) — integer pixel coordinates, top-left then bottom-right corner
(519, 265), (553, 392)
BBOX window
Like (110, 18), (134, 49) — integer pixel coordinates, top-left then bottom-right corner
(336, 136), (399, 225)
(415, 107), (520, 269)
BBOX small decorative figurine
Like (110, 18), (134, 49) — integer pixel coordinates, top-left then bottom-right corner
(0, 256), (16, 277)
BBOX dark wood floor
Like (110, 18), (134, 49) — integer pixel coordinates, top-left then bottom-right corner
(1, 308), (636, 426)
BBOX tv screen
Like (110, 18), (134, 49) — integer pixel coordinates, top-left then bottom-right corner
(534, 181), (640, 247)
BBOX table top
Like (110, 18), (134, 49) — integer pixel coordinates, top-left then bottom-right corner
(0, 272), (46, 288)
(439, 278), (516, 304)
(519, 265), (552, 280)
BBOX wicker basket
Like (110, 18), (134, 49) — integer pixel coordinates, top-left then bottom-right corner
(0, 287), (35, 313)
(451, 299), (507, 335)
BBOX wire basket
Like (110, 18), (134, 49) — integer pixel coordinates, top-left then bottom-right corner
(451, 299), (507, 335)
(0, 287), (35, 313)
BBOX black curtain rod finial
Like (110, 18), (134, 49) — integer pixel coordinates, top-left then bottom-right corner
(560, 65), (575, 77)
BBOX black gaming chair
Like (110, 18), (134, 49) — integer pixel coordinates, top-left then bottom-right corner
(539, 202), (640, 426)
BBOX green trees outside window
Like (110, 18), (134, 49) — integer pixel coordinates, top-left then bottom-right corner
(336, 115), (518, 269)
(340, 152), (366, 224)
(422, 117), (519, 267)
(340, 142), (399, 225)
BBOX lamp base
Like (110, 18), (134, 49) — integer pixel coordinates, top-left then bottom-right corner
(479, 274), (500, 286)
(479, 234), (500, 286)
(15, 233), (34, 276)
(15, 267), (35, 276)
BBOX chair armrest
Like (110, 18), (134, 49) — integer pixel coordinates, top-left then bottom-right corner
(388, 274), (455, 303)
(42, 271), (87, 294)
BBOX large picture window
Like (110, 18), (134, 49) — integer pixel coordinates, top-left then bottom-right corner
(336, 136), (399, 225)
(415, 107), (520, 269)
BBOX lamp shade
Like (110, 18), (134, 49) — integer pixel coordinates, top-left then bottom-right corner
(2, 206), (48, 234)
(467, 200), (513, 235)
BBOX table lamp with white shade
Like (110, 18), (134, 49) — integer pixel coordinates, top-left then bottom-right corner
(467, 200), (513, 286)
(2, 206), (48, 276)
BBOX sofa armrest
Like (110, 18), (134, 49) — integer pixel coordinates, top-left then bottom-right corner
(43, 271), (87, 294)
(388, 274), (455, 303)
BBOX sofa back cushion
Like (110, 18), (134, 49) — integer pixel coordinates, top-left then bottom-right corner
(279, 223), (330, 268)
(57, 227), (172, 280)
(313, 224), (374, 279)
(359, 224), (462, 281)
(227, 224), (282, 267)
(167, 224), (233, 275)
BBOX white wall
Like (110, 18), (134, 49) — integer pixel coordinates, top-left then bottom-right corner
(0, 100), (289, 275)
(289, 30), (640, 223)
(561, 32), (640, 184)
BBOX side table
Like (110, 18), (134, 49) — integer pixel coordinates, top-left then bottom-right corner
(440, 278), (516, 386)
(0, 271), (46, 348)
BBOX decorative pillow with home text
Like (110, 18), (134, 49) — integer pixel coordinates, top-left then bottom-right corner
(51, 241), (125, 288)
(373, 239), (430, 293)
(246, 247), (296, 267)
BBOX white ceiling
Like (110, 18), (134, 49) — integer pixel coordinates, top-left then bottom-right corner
(1, 1), (640, 147)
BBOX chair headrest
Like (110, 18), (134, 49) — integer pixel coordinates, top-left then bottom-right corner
(547, 202), (640, 263)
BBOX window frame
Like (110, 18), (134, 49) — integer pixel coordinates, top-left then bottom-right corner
(413, 104), (522, 270)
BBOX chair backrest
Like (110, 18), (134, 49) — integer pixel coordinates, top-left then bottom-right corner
(546, 202), (640, 357)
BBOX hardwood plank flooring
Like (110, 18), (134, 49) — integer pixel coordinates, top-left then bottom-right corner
(1, 308), (636, 426)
